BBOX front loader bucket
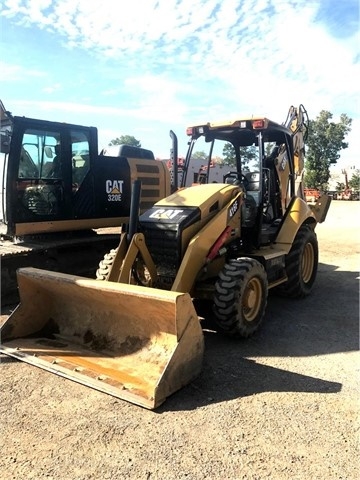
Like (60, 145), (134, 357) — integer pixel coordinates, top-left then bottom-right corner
(0, 268), (204, 409)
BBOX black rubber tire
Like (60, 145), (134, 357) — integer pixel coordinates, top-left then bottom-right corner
(213, 258), (268, 337)
(96, 249), (151, 286)
(276, 225), (318, 298)
(96, 248), (118, 280)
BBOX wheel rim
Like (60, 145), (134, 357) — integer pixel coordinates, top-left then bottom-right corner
(242, 277), (263, 322)
(302, 242), (315, 283)
(133, 258), (152, 286)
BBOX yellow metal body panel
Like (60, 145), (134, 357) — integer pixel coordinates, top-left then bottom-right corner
(157, 183), (239, 210)
(309, 194), (332, 224)
(128, 157), (171, 201)
(172, 192), (242, 293)
(187, 117), (271, 130)
(275, 197), (317, 252)
(156, 183), (242, 261)
(14, 217), (124, 236)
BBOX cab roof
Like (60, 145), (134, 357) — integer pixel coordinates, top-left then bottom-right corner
(186, 117), (291, 146)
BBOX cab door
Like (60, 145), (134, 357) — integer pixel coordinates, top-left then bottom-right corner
(5, 117), (96, 236)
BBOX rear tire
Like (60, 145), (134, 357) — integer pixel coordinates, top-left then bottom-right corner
(276, 225), (318, 298)
(213, 258), (268, 337)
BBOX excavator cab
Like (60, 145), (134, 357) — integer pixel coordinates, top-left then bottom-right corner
(0, 114), (170, 238)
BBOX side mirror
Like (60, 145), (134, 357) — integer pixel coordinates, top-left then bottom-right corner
(44, 146), (53, 158)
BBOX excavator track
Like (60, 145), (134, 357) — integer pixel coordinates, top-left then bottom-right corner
(1, 230), (119, 308)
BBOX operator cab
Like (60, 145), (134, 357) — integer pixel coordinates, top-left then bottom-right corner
(178, 117), (296, 249)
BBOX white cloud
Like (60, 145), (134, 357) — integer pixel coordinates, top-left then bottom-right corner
(6, 97), (189, 126)
(42, 83), (62, 94)
(0, 61), (45, 81)
(1, 0), (358, 160)
(7, 99), (133, 117)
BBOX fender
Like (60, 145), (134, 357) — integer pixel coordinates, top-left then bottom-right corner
(275, 197), (317, 253)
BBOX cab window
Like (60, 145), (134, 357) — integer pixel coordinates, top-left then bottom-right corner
(71, 130), (90, 189)
(19, 130), (62, 180)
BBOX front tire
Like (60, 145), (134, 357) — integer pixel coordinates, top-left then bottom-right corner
(276, 225), (318, 298)
(213, 258), (268, 337)
(96, 248), (118, 280)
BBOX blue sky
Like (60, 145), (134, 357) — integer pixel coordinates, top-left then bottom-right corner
(0, 0), (359, 165)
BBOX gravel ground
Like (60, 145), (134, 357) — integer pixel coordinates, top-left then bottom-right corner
(1, 200), (359, 480)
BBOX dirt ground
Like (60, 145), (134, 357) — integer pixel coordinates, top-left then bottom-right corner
(1, 200), (359, 480)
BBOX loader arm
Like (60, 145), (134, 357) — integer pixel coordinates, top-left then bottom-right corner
(107, 185), (243, 294)
(107, 231), (158, 285)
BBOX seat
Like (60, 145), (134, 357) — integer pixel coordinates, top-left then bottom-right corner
(244, 171), (261, 205)
(240, 172), (260, 227)
(245, 171), (260, 190)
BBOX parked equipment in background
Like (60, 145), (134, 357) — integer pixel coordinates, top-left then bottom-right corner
(304, 188), (321, 203)
(333, 169), (357, 200)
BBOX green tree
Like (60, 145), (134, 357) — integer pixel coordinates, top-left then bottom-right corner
(304, 111), (352, 190)
(222, 143), (258, 168)
(191, 151), (207, 161)
(265, 142), (276, 156)
(336, 182), (345, 192)
(349, 171), (360, 190)
(109, 135), (141, 147)
(223, 143), (235, 165)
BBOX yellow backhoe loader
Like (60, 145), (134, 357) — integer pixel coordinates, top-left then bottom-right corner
(0, 105), (331, 409)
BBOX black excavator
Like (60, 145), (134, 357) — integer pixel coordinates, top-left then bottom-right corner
(0, 100), (170, 305)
